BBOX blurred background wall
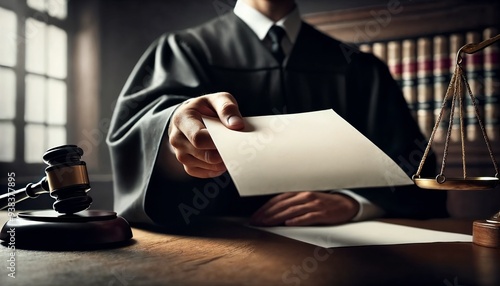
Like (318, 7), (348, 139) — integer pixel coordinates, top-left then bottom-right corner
(1, 0), (498, 217)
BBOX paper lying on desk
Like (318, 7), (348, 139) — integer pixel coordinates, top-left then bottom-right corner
(203, 109), (413, 196)
(251, 221), (472, 248)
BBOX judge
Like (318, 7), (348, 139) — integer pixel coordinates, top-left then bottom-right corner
(106, 0), (448, 227)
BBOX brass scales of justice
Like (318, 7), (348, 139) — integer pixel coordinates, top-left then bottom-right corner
(412, 34), (500, 248)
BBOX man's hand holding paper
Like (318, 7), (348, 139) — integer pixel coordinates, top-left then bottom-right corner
(167, 92), (245, 178)
(167, 89), (416, 226)
(202, 109), (414, 197)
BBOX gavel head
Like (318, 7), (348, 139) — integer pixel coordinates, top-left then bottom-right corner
(43, 145), (93, 214)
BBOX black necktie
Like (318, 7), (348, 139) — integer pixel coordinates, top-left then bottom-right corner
(267, 25), (286, 64)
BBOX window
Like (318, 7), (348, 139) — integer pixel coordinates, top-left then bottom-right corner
(0, 0), (68, 165)
(0, 7), (17, 162)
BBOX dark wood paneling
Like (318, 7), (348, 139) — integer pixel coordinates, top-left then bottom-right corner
(303, 0), (500, 43)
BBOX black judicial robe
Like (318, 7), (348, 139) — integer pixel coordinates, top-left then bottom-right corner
(106, 12), (447, 226)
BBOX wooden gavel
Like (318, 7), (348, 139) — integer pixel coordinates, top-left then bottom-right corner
(0, 145), (93, 214)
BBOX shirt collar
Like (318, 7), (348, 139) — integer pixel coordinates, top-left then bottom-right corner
(233, 0), (301, 44)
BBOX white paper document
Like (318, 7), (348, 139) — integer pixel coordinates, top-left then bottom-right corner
(203, 109), (413, 196)
(251, 221), (472, 248)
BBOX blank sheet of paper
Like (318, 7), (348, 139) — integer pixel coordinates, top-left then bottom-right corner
(203, 109), (413, 196)
(251, 221), (472, 248)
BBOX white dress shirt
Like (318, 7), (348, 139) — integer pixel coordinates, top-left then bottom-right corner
(233, 0), (301, 58)
(233, 0), (385, 221)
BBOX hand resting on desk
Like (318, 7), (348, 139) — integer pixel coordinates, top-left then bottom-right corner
(250, 192), (359, 226)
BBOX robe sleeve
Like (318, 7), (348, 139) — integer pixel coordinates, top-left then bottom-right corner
(106, 32), (210, 225)
(344, 52), (448, 219)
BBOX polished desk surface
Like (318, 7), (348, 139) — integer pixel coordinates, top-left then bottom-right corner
(0, 211), (499, 286)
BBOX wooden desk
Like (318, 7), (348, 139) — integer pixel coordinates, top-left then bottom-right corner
(0, 212), (499, 286)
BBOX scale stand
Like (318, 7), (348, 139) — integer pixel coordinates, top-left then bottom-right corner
(411, 34), (500, 248)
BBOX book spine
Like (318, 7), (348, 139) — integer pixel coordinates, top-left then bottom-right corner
(449, 33), (465, 142)
(483, 27), (500, 141)
(402, 39), (418, 119)
(359, 43), (372, 53)
(465, 31), (484, 142)
(417, 37), (434, 138)
(372, 42), (387, 63)
(433, 35), (450, 142)
(387, 41), (402, 87)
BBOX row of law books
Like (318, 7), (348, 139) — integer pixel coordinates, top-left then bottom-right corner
(358, 27), (499, 142)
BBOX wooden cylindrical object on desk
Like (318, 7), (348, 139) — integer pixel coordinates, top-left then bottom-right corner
(473, 214), (500, 248)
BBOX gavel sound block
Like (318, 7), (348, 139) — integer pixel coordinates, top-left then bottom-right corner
(473, 212), (500, 248)
(0, 145), (132, 249)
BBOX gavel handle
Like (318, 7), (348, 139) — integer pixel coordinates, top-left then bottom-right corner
(0, 177), (49, 210)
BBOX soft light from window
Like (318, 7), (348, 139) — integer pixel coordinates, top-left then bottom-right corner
(48, 0), (67, 19)
(47, 25), (67, 79)
(0, 8), (17, 67)
(25, 123), (46, 163)
(28, 0), (67, 20)
(8, 0), (69, 164)
(0, 123), (16, 162)
(47, 126), (66, 149)
(0, 68), (16, 120)
(25, 18), (47, 75)
(27, 0), (46, 12)
(25, 74), (46, 123)
(47, 78), (67, 124)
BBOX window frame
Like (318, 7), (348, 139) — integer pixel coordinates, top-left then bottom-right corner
(0, 0), (70, 178)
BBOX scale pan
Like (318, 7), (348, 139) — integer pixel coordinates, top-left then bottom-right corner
(414, 177), (499, 191)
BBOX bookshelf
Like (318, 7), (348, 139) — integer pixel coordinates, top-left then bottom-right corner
(303, 0), (500, 218)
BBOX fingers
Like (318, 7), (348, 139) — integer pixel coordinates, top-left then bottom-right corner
(251, 192), (320, 226)
(181, 165), (226, 179)
(169, 126), (225, 178)
(172, 108), (215, 150)
(205, 92), (245, 130)
(260, 202), (320, 226)
(168, 92), (243, 178)
(284, 212), (325, 226)
(250, 192), (360, 226)
(250, 192), (308, 222)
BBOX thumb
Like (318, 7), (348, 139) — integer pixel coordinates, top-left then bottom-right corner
(226, 114), (244, 129)
(209, 92), (245, 130)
